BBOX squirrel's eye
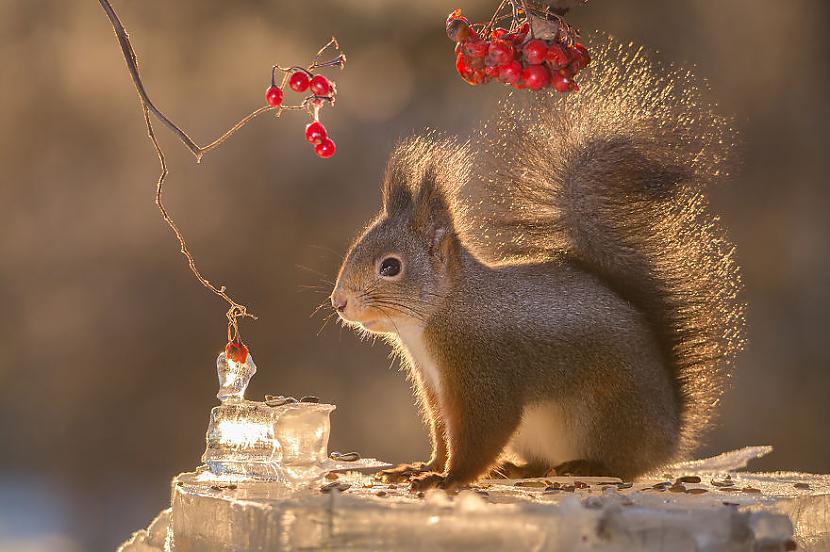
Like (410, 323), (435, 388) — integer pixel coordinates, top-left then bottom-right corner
(379, 257), (402, 278)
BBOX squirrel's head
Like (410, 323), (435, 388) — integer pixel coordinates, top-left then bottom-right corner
(332, 136), (468, 335)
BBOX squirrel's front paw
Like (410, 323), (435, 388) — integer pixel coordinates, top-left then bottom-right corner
(378, 462), (431, 483)
(409, 472), (448, 492)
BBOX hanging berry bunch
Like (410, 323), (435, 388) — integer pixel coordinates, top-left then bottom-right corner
(264, 38), (345, 158)
(447, 0), (589, 92)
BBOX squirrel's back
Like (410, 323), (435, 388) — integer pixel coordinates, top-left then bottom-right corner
(462, 40), (746, 455)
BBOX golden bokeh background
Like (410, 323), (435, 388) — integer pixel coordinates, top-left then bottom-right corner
(0, 1), (828, 549)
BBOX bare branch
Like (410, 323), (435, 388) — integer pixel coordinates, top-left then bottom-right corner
(98, 0), (344, 341)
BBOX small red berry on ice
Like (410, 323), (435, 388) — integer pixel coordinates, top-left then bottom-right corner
(522, 64), (550, 90)
(264, 85), (283, 107)
(523, 39), (548, 65)
(309, 75), (331, 96)
(315, 138), (336, 158)
(498, 61), (522, 84)
(288, 71), (310, 93)
(488, 39), (514, 65)
(225, 341), (249, 364)
(305, 121), (327, 145)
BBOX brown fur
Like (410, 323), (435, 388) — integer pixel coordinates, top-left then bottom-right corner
(332, 41), (744, 488)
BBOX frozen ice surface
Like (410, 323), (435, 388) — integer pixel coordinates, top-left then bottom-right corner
(216, 352), (256, 402)
(663, 445), (775, 473)
(119, 460), (830, 552)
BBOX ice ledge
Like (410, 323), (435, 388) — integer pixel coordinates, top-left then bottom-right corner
(119, 456), (830, 551)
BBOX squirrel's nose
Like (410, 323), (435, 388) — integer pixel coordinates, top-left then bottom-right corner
(331, 291), (348, 313)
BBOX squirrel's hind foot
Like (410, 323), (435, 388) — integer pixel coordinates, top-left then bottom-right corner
(378, 462), (431, 484)
(489, 461), (549, 479)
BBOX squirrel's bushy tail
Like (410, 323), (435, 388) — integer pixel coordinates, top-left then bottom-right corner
(467, 40), (745, 455)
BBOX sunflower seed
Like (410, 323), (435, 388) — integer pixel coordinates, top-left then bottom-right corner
(330, 451), (361, 462)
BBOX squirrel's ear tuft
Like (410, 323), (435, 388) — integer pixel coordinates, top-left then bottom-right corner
(382, 160), (413, 215)
(411, 164), (457, 262)
(383, 134), (468, 259)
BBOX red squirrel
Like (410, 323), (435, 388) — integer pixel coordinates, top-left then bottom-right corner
(331, 42), (744, 490)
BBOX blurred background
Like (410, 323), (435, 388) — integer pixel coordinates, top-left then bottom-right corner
(0, 0), (827, 550)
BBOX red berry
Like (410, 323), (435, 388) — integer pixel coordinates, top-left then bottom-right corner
(446, 18), (471, 42)
(456, 52), (471, 76)
(305, 121), (327, 145)
(491, 27), (509, 40)
(225, 341), (249, 364)
(568, 43), (591, 70)
(546, 43), (569, 68)
(498, 61), (522, 84)
(523, 39), (548, 65)
(288, 71), (310, 93)
(315, 138), (336, 158)
(488, 40), (514, 65)
(513, 22), (530, 42)
(522, 64), (550, 90)
(551, 70), (574, 93)
(465, 39), (488, 58)
(309, 75), (331, 96)
(264, 85), (283, 107)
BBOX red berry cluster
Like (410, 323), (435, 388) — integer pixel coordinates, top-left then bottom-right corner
(265, 69), (337, 158)
(447, 9), (589, 92)
(262, 37), (345, 160)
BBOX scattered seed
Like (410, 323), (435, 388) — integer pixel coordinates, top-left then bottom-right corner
(210, 485), (222, 491)
(375, 490), (388, 497)
(264, 395), (297, 407)
(300, 395), (320, 403)
(574, 481), (589, 489)
(676, 475), (701, 484)
(741, 487), (761, 494)
(711, 478), (735, 488)
(320, 481), (351, 493)
(794, 482), (811, 490)
(686, 488), (708, 495)
(514, 480), (547, 488)
(330, 451), (361, 462)
(669, 484), (687, 493)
